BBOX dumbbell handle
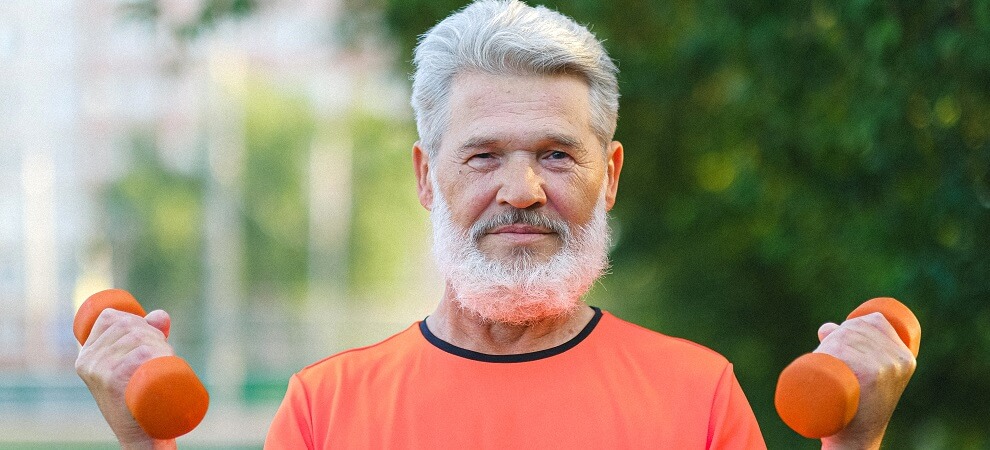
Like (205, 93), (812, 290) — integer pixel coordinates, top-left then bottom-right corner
(74, 289), (210, 440)
(774, 297), (921, 438)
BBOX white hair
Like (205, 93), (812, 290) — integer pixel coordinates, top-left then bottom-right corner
(430, 181), (612, 325)
(411, 0), (619, 158)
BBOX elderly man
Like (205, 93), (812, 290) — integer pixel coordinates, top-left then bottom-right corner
(76, 1), (916, 448)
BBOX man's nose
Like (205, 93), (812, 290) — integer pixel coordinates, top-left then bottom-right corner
(496, 158), (547, 209)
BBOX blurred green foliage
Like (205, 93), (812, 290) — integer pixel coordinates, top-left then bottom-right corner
(104, 74), (426, 399)
(347, 115), (429, 305)
(105, 132), (207, 349)
(364, 0), (990, 448)
(120, 0), (257, 39)
(241, 81), (315, 304)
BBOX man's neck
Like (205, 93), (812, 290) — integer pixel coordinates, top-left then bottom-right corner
(425, 287), (596, 355)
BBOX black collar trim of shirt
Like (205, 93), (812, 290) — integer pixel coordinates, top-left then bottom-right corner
(419, 306), (603, 363)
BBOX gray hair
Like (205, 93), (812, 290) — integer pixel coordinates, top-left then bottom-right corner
(411, 0), (619, 158)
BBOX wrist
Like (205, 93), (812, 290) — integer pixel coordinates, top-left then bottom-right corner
(118, 437), (177, 450)
(821, 436), (882, 450)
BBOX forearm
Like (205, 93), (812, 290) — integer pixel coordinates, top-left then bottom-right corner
(818, 412), (888, 449)
(821, 438), (882, 450)
(119, 438), (178, 450)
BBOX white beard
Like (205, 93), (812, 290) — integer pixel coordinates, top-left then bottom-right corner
(429, 184), (611, 325)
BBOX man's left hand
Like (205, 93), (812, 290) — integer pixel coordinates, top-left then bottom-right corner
(814, 312), (917, 450)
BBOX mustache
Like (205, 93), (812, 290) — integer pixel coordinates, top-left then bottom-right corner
(469, 209), (571, 242)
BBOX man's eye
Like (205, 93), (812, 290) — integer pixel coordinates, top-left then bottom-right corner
(466, 152), (498, 170)
(547, 151), (570, 160)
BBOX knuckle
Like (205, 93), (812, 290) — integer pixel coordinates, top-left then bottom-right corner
(74, 358), (92, 377)
(853, 312), (884, 328)
(98, 308), (129, 324)
(102, 320), (125, 337)
(898, 351), (918, 373)
(116, 331), (144, 349)
(114, 325), (160, 349)
(131, 344), (157, 362)
(863, 311), (885, 322)
(131, 342), (170, 362)
(827, 326), (858, 346)
(75, 349), (99, 377)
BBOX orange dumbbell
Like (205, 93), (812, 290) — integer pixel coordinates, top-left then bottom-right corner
(74, 289), (210, 439)
(774, 297), (921, 438)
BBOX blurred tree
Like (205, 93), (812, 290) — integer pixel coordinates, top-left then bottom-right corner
(346, 114), (430, 305)
(105, 131), (208, 361)
(120, 0), (257, 40)
(349, 0), (990, 448)
(241, 79), (315, 306)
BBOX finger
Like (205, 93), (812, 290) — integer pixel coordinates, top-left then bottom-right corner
(841, 312), (909, 357)
(86, 309), (144, 350)
(845, 312), (901, 342)
(814, 315), (916, 385)
(84, 310), (167, 363)
(76, 310), (152, 384)
(145, 310), (171, 340)
(818, 322), (840, 342)
(818, 318), (893, 359)
(117, 342), (173, 378)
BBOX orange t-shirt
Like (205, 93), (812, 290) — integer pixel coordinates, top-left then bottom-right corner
(265, 308), (766, 449)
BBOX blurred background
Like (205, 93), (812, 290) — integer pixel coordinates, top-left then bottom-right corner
(0, 0), (987, 448)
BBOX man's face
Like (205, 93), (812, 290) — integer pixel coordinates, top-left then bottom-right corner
(412, 72), (623, 324)
(415, 72), (622, 264)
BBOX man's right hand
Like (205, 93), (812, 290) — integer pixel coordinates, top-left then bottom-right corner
(75, 308), (178, 449)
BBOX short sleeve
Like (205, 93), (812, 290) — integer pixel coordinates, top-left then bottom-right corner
(265, 374), (315, 450)
(707, 363), (767, 450)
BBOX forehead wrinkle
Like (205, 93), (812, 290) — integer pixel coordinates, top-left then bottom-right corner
(452, 73), (589, 117)
(454, 105), (589, 151)
(446, 72), (596, 154)
(463, 92), (574, 120)
(459, 132), (583, 152)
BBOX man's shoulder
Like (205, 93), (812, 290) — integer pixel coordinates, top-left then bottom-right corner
(597, 310), (732, 372)
(295, 321), (424, 382)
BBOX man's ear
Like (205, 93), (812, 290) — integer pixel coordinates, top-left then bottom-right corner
(605, 140), (624, 210)
(412, 141), (434, 210)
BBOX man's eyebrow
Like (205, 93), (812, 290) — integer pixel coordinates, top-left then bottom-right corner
(541, 133), (582, 149)
(459, 137), (501, 150)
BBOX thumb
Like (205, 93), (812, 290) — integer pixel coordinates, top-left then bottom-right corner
(818, 322), (840, 343)
(145, 310), (171, 340)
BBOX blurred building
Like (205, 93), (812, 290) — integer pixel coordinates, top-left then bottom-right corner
(0, 0), (424, 444)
